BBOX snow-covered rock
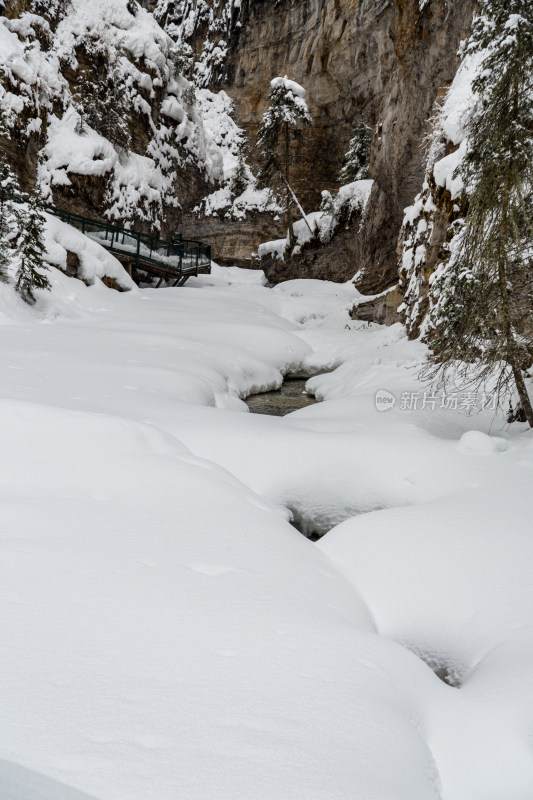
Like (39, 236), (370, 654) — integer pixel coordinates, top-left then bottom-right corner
(43, 214), (135, 291)
(0, 0), (225, 229)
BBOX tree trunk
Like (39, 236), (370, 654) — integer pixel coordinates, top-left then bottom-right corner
(285, 123), (295, 250)
(511, 363), (533, 427)
(496, 201), (533, 427)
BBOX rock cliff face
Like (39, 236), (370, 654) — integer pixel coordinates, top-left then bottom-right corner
(160, 0), (475, 290)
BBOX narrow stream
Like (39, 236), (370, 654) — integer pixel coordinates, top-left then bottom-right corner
(245, 377), (325, 539)
(245, 378), (317, 416)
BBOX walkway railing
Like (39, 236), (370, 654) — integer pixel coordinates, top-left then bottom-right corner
(42, 204), (211, 282)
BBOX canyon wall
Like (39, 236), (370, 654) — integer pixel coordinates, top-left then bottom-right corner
(164, 0), (475, 290)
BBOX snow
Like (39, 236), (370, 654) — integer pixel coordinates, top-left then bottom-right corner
(319, 470), (533, 798)
(0, 759), (98, 800)
(39, 110), (117, 192)
(195, 89), (242, 181)
(257, 236), (287, 260)
(420, 51), (486, 200)
(432, 140), (467, 198)
(0, 219), (532, 799)
(200, 181), (279, 219)
(106, 151), (179, 227)
(270, 75), (307, 99)
(0, 22), (24, 64)
(440, 53), (485, 147)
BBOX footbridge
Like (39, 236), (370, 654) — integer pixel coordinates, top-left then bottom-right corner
(42, 204), (211, 286)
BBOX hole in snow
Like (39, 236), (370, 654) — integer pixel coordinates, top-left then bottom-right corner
(433, 666), (461, 687)
(409, 650), (464, 688)
(287, 503), (390, 542)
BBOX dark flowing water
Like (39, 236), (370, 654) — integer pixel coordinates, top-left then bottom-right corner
(245, 378), (317, 416)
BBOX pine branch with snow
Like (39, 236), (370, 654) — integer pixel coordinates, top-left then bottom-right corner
(338, 121), (372, 184)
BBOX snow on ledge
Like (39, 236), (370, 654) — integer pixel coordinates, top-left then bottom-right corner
(258, 237), (288, 261)
(43, 214), (136, 292)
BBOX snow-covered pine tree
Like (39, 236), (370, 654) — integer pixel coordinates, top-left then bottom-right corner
(229, 144), (249, 198)
(74, 109), (86, 136)
(169, 45), (194, 80)
(257, 76), (311, 249)
(182, 82), (196, 108)
(338, 121), (372, 184)
(0, 146), (25, 283)
(319, 189), (334, 217)
(424, 0), (533, 426)
(14, 196), (50, 304)
(96, 55), (132, 154)
(79, 52), (131, 154)
(0, 166), (12, 283)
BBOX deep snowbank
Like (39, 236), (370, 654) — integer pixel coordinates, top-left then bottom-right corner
(0, 262), (532, 799)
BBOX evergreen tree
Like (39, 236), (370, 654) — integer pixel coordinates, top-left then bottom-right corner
(14, 196), (50, 304)
(97, 56), (131, 153)
(74, 109), (87, 136)
(0, 171), (11, 282)
(0, 143), (50, 302)
(182, 82), (196, 108)
(79, 54), (131, 154)
(0, 149), (25, 283)
(319, 189), (334, 217)
(424, 0), (533, 426)
(229, 144), (249, 198)
(257, 76), (311, 248)
(338, 121), (372, 184)
(169, 44), (195, 81)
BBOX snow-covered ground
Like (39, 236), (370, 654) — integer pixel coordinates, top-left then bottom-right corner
(1, 261), (532, 800)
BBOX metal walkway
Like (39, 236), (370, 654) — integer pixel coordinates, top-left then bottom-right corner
(42, 204), (211, 286)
